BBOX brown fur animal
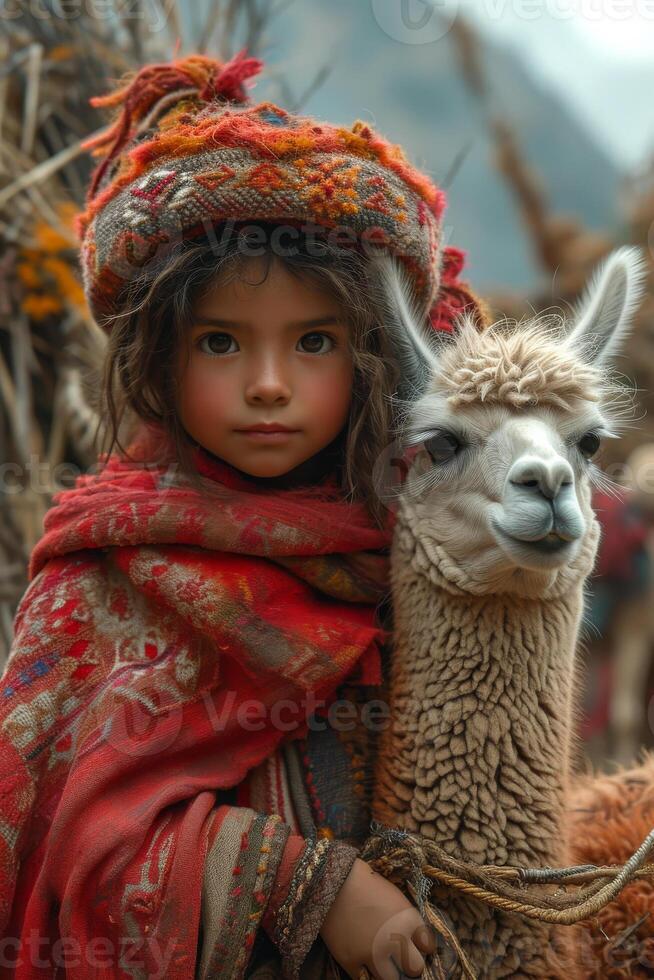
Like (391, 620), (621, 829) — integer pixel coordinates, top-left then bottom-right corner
(568, 752), (654, 979)
(369, 246), (650, 978)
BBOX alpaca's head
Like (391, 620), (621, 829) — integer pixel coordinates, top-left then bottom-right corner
(372, 246), (649, 596)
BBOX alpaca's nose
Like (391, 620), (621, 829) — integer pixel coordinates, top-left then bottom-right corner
(508, 456), (574, 501)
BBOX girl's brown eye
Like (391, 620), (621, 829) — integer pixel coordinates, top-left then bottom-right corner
(299, 332), (333, 354)
(198, 333), (237, 355)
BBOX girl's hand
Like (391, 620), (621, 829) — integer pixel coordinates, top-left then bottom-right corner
(319, 857), (436, 980)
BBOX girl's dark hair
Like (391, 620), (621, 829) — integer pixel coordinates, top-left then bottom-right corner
(95, 220), (402, 529)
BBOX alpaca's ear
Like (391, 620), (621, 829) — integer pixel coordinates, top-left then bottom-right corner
(367, 251), (442, 402)
(565, 246), (649, 368)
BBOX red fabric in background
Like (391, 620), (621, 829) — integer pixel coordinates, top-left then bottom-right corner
(593, 487), (648, 580)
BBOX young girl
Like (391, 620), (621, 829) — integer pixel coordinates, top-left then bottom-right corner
(0, 52), (490, 980)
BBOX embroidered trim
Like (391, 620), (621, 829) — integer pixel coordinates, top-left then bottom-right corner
(271, 838), (359, 980)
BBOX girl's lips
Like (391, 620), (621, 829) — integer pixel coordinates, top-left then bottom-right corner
(237, 430), (299, 442)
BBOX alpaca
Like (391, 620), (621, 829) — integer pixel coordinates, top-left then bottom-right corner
(368, 245), (649, 978)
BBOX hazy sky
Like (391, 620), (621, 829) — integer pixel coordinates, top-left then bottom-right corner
(459, 0), (654, 170)
(182, 0), (654, 173)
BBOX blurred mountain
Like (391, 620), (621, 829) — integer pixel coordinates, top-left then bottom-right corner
(187, 0), (623, 294)
(463, 4), (654, 173)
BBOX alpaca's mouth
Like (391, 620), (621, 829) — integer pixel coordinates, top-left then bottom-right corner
(491, 519), (576, 560)
(518, 532), (573, 554)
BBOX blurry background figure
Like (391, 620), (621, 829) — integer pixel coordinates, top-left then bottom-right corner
(582, 445), (654, 768)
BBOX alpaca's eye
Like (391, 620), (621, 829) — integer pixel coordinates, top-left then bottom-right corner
(578, 432), (601, 459)
(424, 432), (461, 463)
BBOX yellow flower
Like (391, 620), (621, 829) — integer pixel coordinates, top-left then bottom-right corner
(22, 294), (62, 321)
(48, 45), (74, 62)
(16, 263), (41, 289)
(17, 203), (89, 317)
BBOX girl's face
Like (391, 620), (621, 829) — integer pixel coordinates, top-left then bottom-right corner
(175, 255), (354, 478)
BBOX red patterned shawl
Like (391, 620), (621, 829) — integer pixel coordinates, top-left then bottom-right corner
(0, 426), (393, 978)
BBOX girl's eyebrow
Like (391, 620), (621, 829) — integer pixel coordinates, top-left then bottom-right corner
(191, 315), (345, 330)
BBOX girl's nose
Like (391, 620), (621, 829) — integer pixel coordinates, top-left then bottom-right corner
(244, 357), (292, 404)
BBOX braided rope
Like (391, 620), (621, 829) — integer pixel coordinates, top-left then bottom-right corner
(346, 820), (654, 980)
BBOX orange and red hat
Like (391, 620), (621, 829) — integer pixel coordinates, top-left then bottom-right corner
(74, 50), (489, 334)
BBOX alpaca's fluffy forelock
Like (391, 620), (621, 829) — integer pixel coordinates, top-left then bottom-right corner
(435, 313), (605, 411)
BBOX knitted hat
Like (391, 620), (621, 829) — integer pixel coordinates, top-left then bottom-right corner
(74, 50), (490, 334)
